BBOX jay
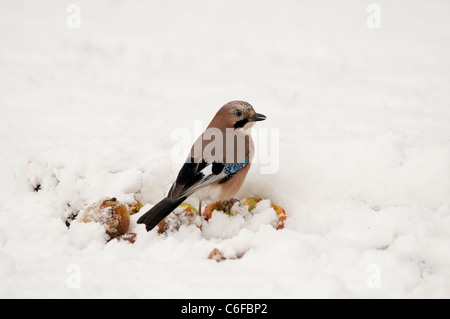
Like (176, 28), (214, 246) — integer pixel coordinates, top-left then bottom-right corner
(137, 101), (266, 231)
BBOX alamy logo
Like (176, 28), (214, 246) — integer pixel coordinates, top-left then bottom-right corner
(171, 121), (279, 175)
(366, 264), (381, 289)
(66, 4), (81, 29)
(366, 4), (381, 29)
(66, 264), (81, 289)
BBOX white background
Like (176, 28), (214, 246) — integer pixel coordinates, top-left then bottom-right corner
(0, 0), (449, 298)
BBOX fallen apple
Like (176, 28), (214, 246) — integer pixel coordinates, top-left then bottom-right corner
(79, 197), (143, 239)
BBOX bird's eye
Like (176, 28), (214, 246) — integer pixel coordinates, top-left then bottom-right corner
(235, 110), (243, 117)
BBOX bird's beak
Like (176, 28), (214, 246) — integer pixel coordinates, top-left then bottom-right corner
(248, 113), (267, 122)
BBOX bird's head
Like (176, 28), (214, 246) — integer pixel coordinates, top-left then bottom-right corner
(210, 101), (266, 131)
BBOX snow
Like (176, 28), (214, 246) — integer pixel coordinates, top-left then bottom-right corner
(1, 0), (450, 298)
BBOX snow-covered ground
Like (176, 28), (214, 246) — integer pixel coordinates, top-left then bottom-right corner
(1, 0), (450, 298)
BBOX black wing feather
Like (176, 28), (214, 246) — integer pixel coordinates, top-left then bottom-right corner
(168, 158), (209, 199)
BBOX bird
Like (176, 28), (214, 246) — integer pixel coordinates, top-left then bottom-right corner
(137, 101), (266, 231)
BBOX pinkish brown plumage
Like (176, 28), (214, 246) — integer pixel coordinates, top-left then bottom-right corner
(138, 101), (266, 231)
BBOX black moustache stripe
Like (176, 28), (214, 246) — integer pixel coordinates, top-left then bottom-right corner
(234, 118), (249, 129)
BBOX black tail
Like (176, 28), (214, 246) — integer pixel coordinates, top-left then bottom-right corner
(137, 197), (187, 231)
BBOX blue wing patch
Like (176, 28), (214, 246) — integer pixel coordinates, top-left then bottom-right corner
(224, 156), (249, 175)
